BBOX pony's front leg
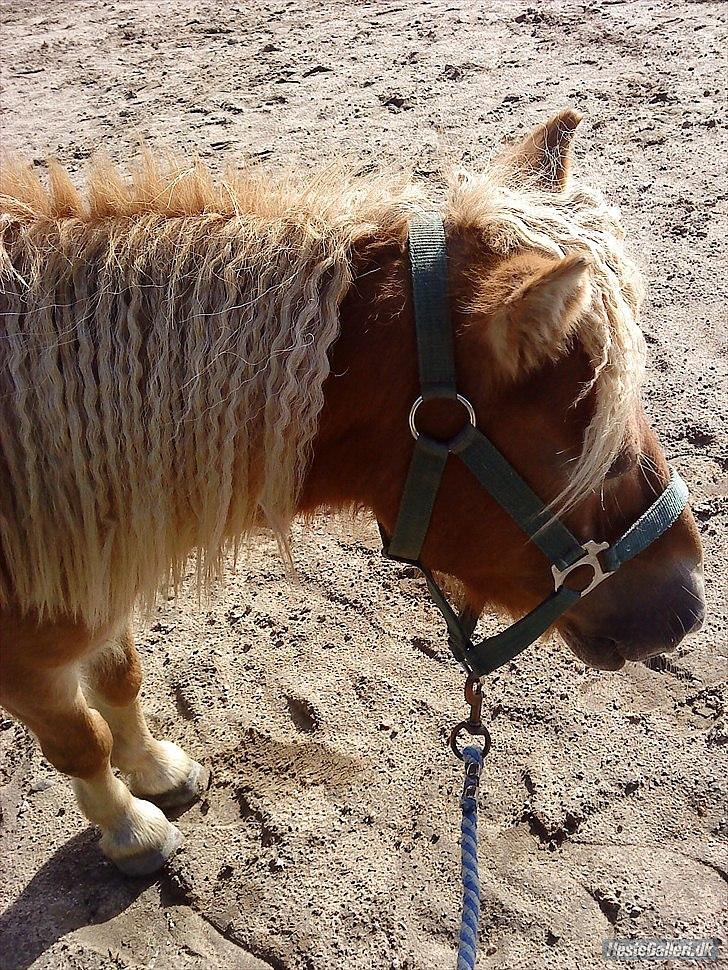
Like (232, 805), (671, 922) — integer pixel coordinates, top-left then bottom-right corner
(1, 657), (181, 876)
(83, 621), (208, 808)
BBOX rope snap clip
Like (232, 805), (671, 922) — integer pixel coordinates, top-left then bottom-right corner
(449, 674), (492, 761)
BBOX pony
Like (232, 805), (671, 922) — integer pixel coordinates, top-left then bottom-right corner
(0, 110), (705, 874)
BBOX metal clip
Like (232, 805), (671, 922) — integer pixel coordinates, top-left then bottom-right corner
(462, 758), (482, 800)
(449, 674), (492, 760)
(464, 674), (483, 725)
(552, 540), (614, 598)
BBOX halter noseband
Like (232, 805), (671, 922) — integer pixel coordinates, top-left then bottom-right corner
(379, 212), (689, 678)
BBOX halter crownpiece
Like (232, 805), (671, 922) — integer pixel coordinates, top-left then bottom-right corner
(379, 211), (689, 678)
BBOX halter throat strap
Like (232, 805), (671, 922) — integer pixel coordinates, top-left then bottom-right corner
(380, 211), (689, 678)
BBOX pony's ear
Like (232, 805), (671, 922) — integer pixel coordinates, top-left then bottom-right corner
(483, 252), (592, 379)
(508, 109), (583, 192)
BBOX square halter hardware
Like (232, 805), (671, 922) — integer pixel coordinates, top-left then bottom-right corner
(551, 540), (616, 598)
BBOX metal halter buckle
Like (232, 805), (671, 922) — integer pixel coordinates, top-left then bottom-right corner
(449, 674), (492, 761)
(551, 540), (615, 598)
(409, 393), (476, 441)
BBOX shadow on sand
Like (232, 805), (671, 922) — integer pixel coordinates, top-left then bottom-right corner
(0, 828), (154, 970)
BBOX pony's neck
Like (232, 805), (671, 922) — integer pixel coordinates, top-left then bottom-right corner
(299, 229), (480, 526)
(299, 236), (416, 523)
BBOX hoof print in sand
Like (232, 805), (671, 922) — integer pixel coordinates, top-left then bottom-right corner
(286, 695), (319, 734)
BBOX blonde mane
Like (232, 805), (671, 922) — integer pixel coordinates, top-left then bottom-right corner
(0, 155), (644, 625)
(447, 164), (646, 514)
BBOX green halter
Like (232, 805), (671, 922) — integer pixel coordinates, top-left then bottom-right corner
(380, 211), (689, 678)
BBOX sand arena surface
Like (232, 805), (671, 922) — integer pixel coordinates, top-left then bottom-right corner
(0, 2), (726, 968)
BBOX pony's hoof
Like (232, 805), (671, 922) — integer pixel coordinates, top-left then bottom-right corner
(146, 760), (209, 810)
(100, 797), (183, 876)
(113, 822), (182, 876)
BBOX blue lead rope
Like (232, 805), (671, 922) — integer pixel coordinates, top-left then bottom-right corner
(458, 744), (484, 969)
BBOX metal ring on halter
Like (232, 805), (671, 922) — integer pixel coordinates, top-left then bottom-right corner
(408, 394), (477, 441)
(449, 721), (492, 761)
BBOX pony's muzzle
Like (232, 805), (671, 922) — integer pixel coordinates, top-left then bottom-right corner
(561, 564), (706, 669)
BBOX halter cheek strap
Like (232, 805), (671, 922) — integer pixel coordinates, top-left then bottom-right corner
(379, 211), (689, 678)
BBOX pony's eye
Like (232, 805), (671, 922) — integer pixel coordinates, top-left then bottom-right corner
(605, 447), (637, 480)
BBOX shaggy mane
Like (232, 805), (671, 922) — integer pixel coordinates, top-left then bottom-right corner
(446, 165), (646, 514)
(0, 156), (644, 625)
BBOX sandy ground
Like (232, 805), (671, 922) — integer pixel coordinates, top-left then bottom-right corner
(0, 1), (727, 968)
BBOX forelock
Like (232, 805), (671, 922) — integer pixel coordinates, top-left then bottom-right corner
(446, 168), (647, 511)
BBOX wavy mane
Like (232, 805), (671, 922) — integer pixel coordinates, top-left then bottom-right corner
(447, 166), (646, 514)
(0, 155), (644, 625)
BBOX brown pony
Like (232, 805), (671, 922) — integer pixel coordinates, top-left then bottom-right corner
(0, 111), (704, 874)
